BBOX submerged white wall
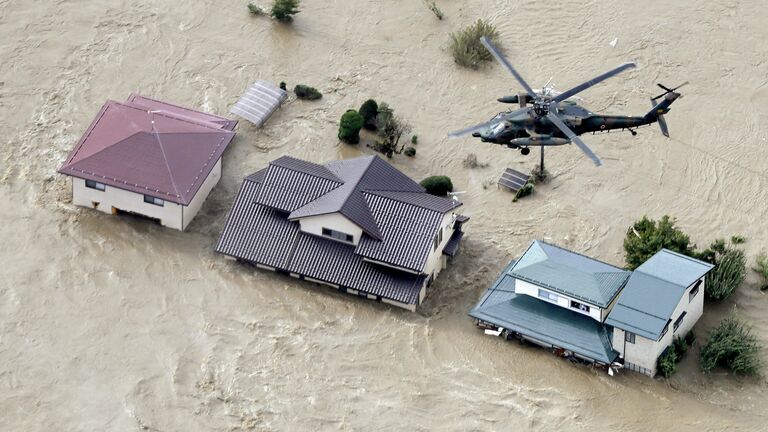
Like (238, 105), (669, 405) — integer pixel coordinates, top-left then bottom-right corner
(70, 158), (222, 231)
(422, 212), (457, 279)
(182, 158), (221, 230)
(612, 276), (705, 376)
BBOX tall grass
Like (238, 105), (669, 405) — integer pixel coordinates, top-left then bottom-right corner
(449, 19), (500, 69)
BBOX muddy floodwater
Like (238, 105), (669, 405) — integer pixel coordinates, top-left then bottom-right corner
(1, 0), (767, 430)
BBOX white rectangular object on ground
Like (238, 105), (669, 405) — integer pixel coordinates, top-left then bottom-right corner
(230, 80), (288, 128)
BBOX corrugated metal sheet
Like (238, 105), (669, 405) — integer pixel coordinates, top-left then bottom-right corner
(215, 179), (300, 268)
(287, 234), (425, 305)
(229, 80), (288, 128)
(356, 192), (444, 272)
(605, 249), (713, 340)
(470, 261), (619, 364)
(510, 241), (630, 308)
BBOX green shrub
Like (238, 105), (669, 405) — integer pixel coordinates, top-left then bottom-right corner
(700, 309), (761, 375)
(623, 216), (696, 270)
(657, 347), (678, 378)
(420, 176), (453, 196)
(294, 84), (322, 100)
(279, 81), (287, 91)
(411, 135), (418, 145)
(449, 19), (500, 69)
(513, 181), (534, 202)
(271, 0), (300, 22)
(705, 247), (746, 301)
(248, 3), (265, 15)
(404, 147), (416, 157)
(462, 153), (488, 169)
(731, 235), (746, 244)
(754, 253), (768, 291)
(373, 102), (411, 157)
(359, 99), (378, 130)
(424, 1), (444, 20)
(338, 110), (364, 144)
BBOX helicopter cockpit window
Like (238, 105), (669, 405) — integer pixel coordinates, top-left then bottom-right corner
(493, 122), (507, 134)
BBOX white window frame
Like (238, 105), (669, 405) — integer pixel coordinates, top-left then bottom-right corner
(689, 279), (702, 302)
(625, 331), (636, 344)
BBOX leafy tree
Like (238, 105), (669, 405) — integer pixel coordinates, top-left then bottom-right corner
(449, 19), (500, 69)
(700, 309), (761, 375)
(271, 0), (300, 22)
(338, 110), (364, 144)
(420, 176), (453, 196)
(359, 99), (379, 130)
(294, 84), (322, 100)
(623, 215), (695, 270)
(375, 103), (412, 157)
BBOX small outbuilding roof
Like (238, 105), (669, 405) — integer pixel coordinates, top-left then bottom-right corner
(509, 241), (630, 308)
(58, 95), (236, 205)
(229, 80), (288, 128)
(605, 249), (713, 340)
(470, 261), (619, 364)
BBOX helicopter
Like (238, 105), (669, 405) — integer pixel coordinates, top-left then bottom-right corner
(448, 37), (686, 167)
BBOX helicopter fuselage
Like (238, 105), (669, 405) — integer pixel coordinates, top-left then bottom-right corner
(474, 100), (664, 147)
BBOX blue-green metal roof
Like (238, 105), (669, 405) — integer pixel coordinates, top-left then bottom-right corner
(605, 249), (714, 340)
(509, 241), (630, 308)
(470, 260), (619, 364)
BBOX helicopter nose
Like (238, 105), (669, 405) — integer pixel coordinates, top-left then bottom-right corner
(472, 132), (481, 138)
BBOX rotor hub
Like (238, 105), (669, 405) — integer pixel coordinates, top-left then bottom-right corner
(533, 99), (550, 116)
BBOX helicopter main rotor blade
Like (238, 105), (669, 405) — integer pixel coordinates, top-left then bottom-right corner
(480, 36), (537, 98)
(552, 62), (636, 103)
(546, 110), (603, 166)
(652, 81), (689, 101)
(447, 106), (530, 137)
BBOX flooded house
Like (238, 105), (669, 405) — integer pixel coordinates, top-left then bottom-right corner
(58, 94), (236, 230)
(216, 155), (468, 311)
(470, 240), (713, 376)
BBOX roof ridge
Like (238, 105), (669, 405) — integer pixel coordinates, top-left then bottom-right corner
(537, 240), (627, 272)
(272, 155), (344, 184)
(128, 93), (232, 123)
(118, 100), (234, 132)
(657, 248), (715, 268)
(362, 190), (455, 214)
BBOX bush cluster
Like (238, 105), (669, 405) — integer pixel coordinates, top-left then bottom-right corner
(294, 84), (322, 100)
(753, 252), (768, 291)
(704, 246), (746, 301)
(359, 99), (379, 130)
(700, 309), (761, 375)
(449, 19), (500, 69)
(271, 0), (300, 22)
(623, 215), (696, 270)
(404, 147), (416, 157)
(338, 110), (364, 144)
(657, 332), (695, 378)
(420, 176), (453, 196)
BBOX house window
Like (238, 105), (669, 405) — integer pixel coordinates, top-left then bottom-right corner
(85, 179), (106, 191)
(144, 195), (165, 206)
(660, 320), (670, 339)
(537, 288), (559, 303)
(322, 227), (353, 243)
(689, 279), (702, 302)
(570, 300), (591, 313)
(625, 331), (635, 344)
(673, 311), (687, 332)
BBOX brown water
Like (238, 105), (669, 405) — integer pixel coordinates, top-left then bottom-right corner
(1, 1), (767, 430)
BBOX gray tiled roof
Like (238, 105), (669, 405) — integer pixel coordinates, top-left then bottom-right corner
(605, 249), (713, 340)
(215, 175), (428, 305)
(355, 192), (445, 272)
(215, 179), (300, 268)
(287, 234), (425, 304)
(470, 261), (619, 364)
(255, 160), (342, 212)
(510, 241), (630, 308)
